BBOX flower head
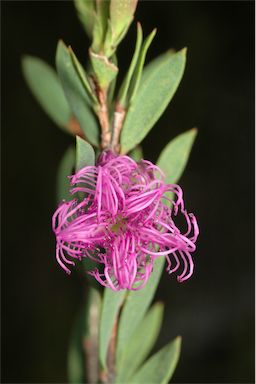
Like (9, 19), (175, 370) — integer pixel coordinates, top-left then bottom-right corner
(52, 151), (199, 291)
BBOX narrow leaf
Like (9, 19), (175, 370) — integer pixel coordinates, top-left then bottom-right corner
(121, 49), (187, 154)
(96, 0), (109, 36)
(108, 53), (118, 107)
(129, 28), (157, 105)
(57, 146), (75, 202)
(110, 0), (138, 43)
(56, 41), (100, 146)
(116, 302), (164, 382)
(22, 55), (71, 130)
(76, 136), (95, 171)
(74, 0), (96, 38)
(92, 0), (109, 53)
(117, 257), (165, 358)
(118, 23), (143, 107)
(68, 287), (101, 384)
(89, 49), (118, 89)
(69, 47), (98, 104)
(157, 128), (197, 184)
(99, 288), (126, 369)
(130, 336), (181, 384)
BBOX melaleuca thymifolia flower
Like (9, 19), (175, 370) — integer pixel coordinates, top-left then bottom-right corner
(52, 151), (199, 291)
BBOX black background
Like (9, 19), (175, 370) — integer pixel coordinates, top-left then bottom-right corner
(2, 1), (255, 383)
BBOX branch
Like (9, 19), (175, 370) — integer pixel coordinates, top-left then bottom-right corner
(94, 86), (111, 150)
(100, 319), (118, 384)
(83, 296), (100, 383)
(111, 103), (126, 154)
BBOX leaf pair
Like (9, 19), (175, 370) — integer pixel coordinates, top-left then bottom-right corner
(99, 258), (180, 384)
(56, 42), (100, 147)
(75, 0), (138, 91)
(117, 23), (156, 109)
(70, 283), (180, 384)
(22, 42), (101, 147)
(75, 0), (138, 58)
(22, 36), (188, 158)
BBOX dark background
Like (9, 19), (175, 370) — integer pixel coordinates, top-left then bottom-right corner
(2, 1), (254, 383)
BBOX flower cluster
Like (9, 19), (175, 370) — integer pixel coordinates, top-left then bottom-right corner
(52, 151), (199, 291)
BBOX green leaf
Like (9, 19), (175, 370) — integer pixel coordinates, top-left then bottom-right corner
(69, 47), (98, 104)
(141, 49), (176, 83)
(121, 49), (187, 154)
(116, 302), (164, 382)
(157, 128), (197, 184)
(130, 336), (181, 384)
(56, 41), (100, 147)
(57, 146), (75, 202)
(89, 49), (118, 90)
(92, 0), (109, 53)
(99, 288), (126, 369)
(96, 0), (109, 37)
(22, 55), (71, 131)
(118, 23), (143, 107)
(128, 145), (143, 162)
(128, 28), (157, 105)
(76, 136), (95, 171)
(68, 287), (101, 384)
(74, 0), (96, 38)
(107, 53), (118, 107)
(117, 257), (165, 359)
(110, 0), (138, 45)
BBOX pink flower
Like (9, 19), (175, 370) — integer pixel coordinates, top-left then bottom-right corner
(52, 151), (199, 291)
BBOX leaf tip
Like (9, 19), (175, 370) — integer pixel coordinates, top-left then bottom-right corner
(154, 301), (165, 315)
(155, 300), (164, 308)
(57, 39), (69, 54)
(137, 21), (142, 31)
(175, 335), (182, 348)
(151, 27), (157, 38)
(190, 127), (198, 136)
(181, 47), (188, 56)
(68, 45), (76, 56)
(57, 38), (65, 47)
(21, 54), (30, 73)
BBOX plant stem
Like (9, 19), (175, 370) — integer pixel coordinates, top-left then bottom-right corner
(83, 290), (101, 383)
(94, 79), (127, 152)
(107, 319), (118, 383)
(110, 103), (126, 154)
(100, 319), (118, 384)
(95, 87), (111, 150)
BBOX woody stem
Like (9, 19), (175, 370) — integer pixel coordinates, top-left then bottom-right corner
(110, 103), (126, 154)
(96, 87), (111, 150)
